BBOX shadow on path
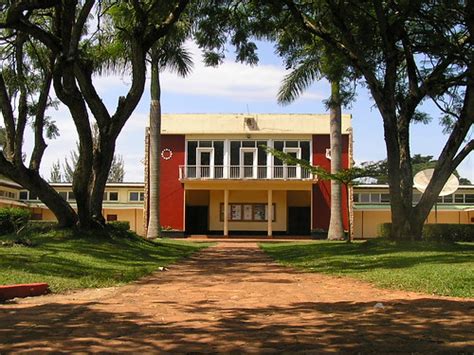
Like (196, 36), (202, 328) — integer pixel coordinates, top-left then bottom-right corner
(1, 243), (473, 353)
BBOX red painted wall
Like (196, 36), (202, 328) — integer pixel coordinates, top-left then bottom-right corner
(160, 135), (185, 231)
(312, 134), (349, 231)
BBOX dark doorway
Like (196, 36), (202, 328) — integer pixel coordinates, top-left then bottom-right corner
(288, 207), (311, 235)
(186, 206), (209, 234)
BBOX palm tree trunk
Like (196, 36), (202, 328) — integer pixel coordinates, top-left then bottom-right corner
(146, 55), (161, 239)
(327, 80), (345, 240)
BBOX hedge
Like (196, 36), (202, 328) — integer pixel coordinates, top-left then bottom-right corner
(106, 221), (130, 232)
(0, 207), (31, 235)
(379, 223), (474, 242)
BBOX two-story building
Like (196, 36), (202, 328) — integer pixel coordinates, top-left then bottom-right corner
(144, 114), (352, 237)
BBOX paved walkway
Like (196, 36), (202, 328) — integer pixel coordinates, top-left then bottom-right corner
(1, 242), (473, 353)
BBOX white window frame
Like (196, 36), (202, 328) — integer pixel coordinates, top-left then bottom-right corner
(240, 147), (258, 178)
(129, 191), (144, 202)
(197, 147), (214, 178)
(283, 147), (301, 179)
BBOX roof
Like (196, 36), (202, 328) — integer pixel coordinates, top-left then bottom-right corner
(354, 184), (474, 190)
(48, 182), (144, 188)
(0, 178), (22, 189)
(354, 203), (474, 211)
(160, 113), (352, 135)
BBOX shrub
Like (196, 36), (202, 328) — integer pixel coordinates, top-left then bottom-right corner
(0, 208), (31, 235)
(379, 222), (474, 242)
(423, 224), (474, 243)
(379, 223), (392, 239)
(107, 221), (130, 232)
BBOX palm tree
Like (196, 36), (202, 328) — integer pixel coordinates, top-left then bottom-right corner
(278, 57), (346, 240)
(146, 27), (193, 239)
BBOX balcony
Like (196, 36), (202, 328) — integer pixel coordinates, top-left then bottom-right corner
(179, 165), (313, 180)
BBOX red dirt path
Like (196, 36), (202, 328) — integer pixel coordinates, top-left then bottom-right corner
(1, 241), (473, 353)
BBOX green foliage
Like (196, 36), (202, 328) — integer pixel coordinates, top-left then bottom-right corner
(107, 154), (125, 183)
(0, 208), (31, 235)
(266, 146), (377, 185)
(422, 224), (474, 243)
(106, 220), (130, 232)
(0, 227), (209, 293)
(380, 223), (473, 242)
(260, 240), (474, 298)
(379, 223), (392, 239)
(360, 155), (472, 185)
(61, 140), (125, 183)
(49, 159), (62, 183)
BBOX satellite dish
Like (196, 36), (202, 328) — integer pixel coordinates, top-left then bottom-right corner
(413, 168), (459, 196)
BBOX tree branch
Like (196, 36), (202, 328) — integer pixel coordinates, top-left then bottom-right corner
(70, 0), (95, 51)
(452, 139), (474, 169)
(29, 65), (54, 171)
(0, 74), (16, 158)
(74, 61), (111, 129)
(143, 0), (190, 49)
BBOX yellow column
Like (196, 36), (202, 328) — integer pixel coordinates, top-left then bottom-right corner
(224, 189), (229, 237)
(267, 189), (273, 237)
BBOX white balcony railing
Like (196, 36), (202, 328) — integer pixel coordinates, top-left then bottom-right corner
(179, 165), (313, 180)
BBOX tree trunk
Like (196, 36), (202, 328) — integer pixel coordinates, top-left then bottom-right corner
(72, 139), (94, 229)
(0, 158), (77, 227)
(327, 80), (345, 240)
(146, 57), (162, 239)
(90, 137), (116, 226)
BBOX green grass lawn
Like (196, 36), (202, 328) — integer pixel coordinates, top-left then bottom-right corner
(260, 240), (474, 298)
(0, 227), (209, 293)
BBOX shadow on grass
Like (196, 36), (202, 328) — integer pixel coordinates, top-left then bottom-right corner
(0, 231), (207, 290)
(260, 240), (474, 271)
(0, 298), (472, 353)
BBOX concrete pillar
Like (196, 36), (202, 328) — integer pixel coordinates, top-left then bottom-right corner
(267, 189), (273, 237)
(224, 189), (229, 237)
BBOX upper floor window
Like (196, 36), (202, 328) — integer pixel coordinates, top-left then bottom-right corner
(187, 140), (224, 166)
(19, 190), (39, 201)
(67, 191), (75, 201)
(0, 190), (16, 199)
(129, 191), (144, 202)
(104, 191), (119, 201)
(355, 191), (474, 205)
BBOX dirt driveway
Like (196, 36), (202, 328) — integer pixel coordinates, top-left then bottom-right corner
(1, 241), (473, 353)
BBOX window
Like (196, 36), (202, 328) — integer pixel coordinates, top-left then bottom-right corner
(59, 191), (68, 200)
(0, 190), (15, 199)
(129, 192), (144, 202)
(220, 203), (276, 222)
(454, 194), (464, 203)
(106, 214), (117, 221)
(31, 213), (42, 220)
(67, 191), (75, 201)
(381, 194), (390, 203)
(109, 192), (119, 201)
(443, 194), (454, 203)
(371, 194), (381, 203)
(353, 194), (360, 203)
(19, 191), (28, 200)
(465, 194), (474, 204)
(359, 193), (370, 203)
(412, 193), (421, 203)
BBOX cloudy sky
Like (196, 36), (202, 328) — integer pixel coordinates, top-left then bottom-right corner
(22, 40), (473, 183)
